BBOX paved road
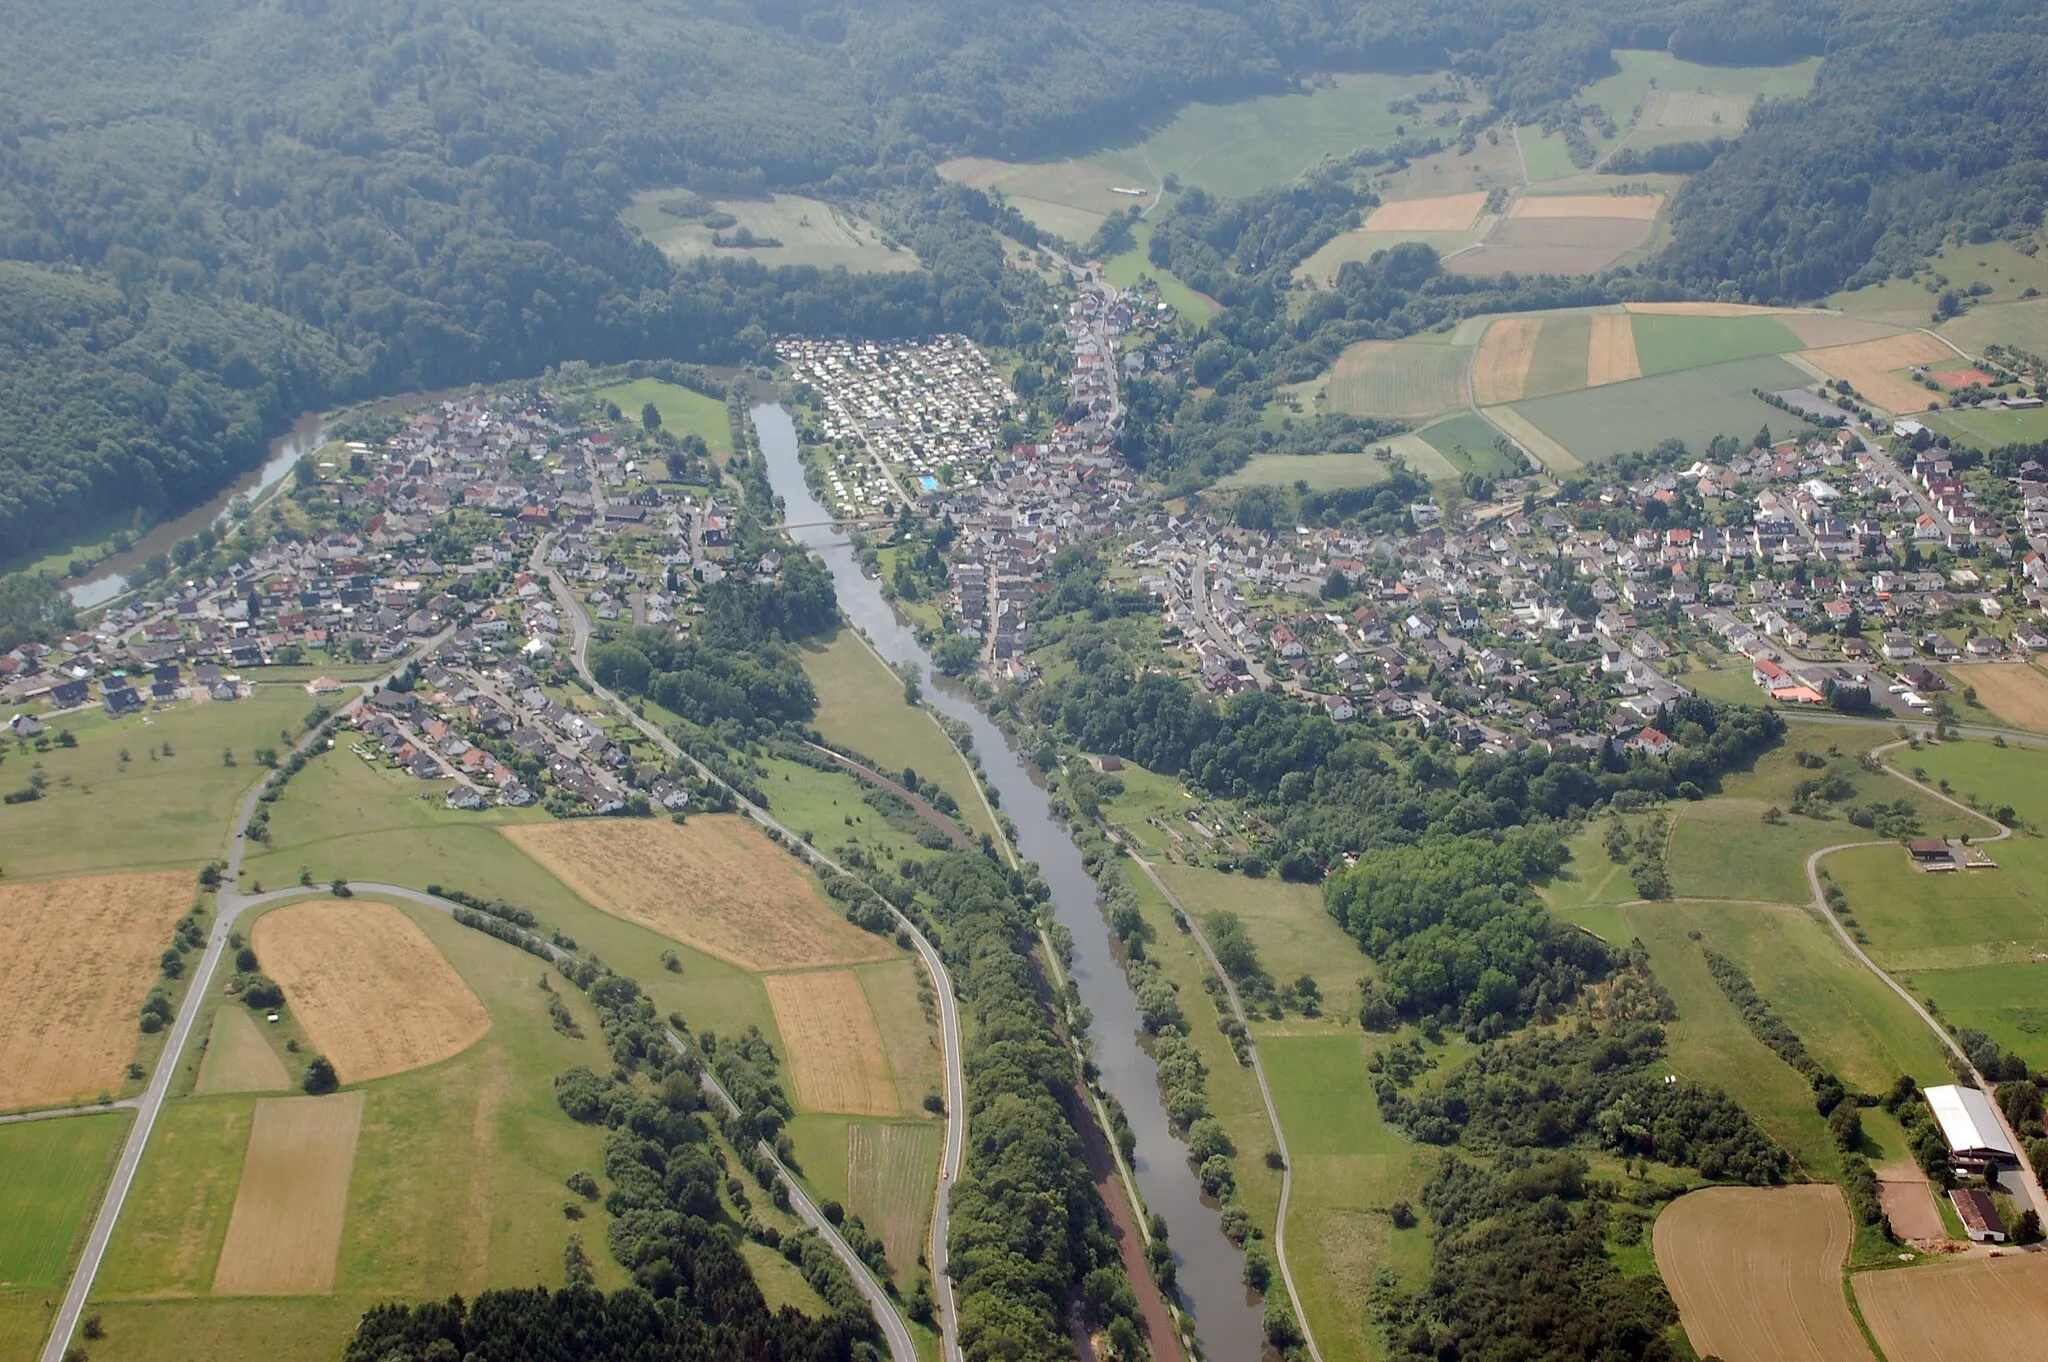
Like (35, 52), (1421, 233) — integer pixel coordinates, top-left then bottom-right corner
(1120, 841), (1322, 1362)
(1803, 739), (2047, 1217)
(538, 537), (965, 1360)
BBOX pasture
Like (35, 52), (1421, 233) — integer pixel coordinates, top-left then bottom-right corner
(1949, 662), (2048, 731)
(1931, 403), (2048, 449)
(764, 970), (896, 1117)
(1834, 236), (2048, 326)
(211, 1092), (365, 1296)
(1588, 50), (1822, 155)
(1827, 840), (2048, 972)
(0, 870), (191, 1111)
(504, 817), (894, 972)
(1482, 405), (1583, 473)
(1214, 450), (1395, 492)
(1942, 294), (2048, 356)
(1630, 312), (1802, 376)
(590, 378), (733, 457)
(1321, 340), (1469, 420)
(621, 192), (916, 273)
(1653, 1185), (1869, 1362)
(1155, 863), (1363, 1019)
(1516, 128), (1580, 182)
(1506, 354), (1813, 465)
(1420, 413), (1524, 477)
(1101, 223), (1218, 324)
(194, 1006), (291, 1095)
(1800, 332), (1959, 413)
(1852, 1252), (2048, 1361)
(1903, 962), (2048, 1070)
(252, 900), (490, 1084)
(0, 1113), (127, 1291)
(845, 1122), (942, 1285)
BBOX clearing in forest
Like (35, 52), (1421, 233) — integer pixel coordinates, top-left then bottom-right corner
(508, 818), (893, 972)
(211, 1091), (364, 1295)
(195, 1006), (291, 1095)
(846, 1122), (941, 1280)
(1472, 317), (1542, 405)
(1587, 313), (1642, 385)
(764, 970), (896, 1116)
(1948, 663), (2048, 732)
(1799, 332), (1957, 413)
(0, 870), (191, 1111)
(1362, 193), (1485, 232)
(1508, 194), (1662, 221)
(1853, 1252), (2048, 1361)
(1653, 1184), (1870, 1362)
(252, 901), (489, 1084)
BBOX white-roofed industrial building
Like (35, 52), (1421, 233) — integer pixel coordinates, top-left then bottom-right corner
(1924, 1084), (2019, 1166)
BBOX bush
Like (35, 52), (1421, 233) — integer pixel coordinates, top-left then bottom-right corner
(302, 1056), (338, 1094)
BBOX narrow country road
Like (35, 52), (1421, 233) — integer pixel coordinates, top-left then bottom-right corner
(0, 1099), (138, 1127)
(536, 535), (966, 1361)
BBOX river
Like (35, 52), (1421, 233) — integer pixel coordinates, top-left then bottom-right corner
(754, 404), (1264, 1360)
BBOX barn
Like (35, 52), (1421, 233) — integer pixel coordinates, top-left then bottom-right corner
(1950, 1188), (2008, 1243)
(1924, 1084), (2019, 1167)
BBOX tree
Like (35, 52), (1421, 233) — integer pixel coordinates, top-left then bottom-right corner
(641, 402), (662, 432)
(302, 1056), (338, 1094)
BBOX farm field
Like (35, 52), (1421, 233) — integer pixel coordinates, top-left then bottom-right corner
(1101, 222), (1218, 324)
(801, 631), (995, 840)
(1630, 312), (1801, 375)
(1520, 313), (1591, 397)
(1319, 339), (1469, 420)
(1827, 837), (2048, 972)
(211, 1092), (365, 1295)
(764, 970), (896, 1117)
(251, 900), (491, 1084)
(0, 871), (192, 1111)
(1586, 312), (1640, 384)
(0, 686), (320, 878)
(1419, 413), (1523, 477)
(1483, 405), (1583, 474)
(856, 958), (944, 1117)
(1214, 450), (1395, 492)
(1903, 962), (2048, 1071)
(1516, 127), (1579, 182)
(0, 1113), (127, 1294)
(1798, 332), (1958, 414)
(1444, 213), (1654, 277)
(1364, 194), (1485, 232)
(589, 378), (733, 457)
(1507, 354), (1813, 465)
(1947, 662), (2048, 731)
(504, 817), (894, 972)
(845, 1121), (942, 1285)
(1472, 317), (1543, 405)
(620, 191), (916, 273)
(194, 1007), (291, 1095)
(1852, 1252), (2048, 1361)
(1591, 50), (1823, 155)
(1654, 1185), (1868, 1362)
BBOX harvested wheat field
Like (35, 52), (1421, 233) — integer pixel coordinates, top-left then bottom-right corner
(1952, 662), (2048, 732)
(1874, 1171), (1945, 1242)
(1509, 193), (1662, 221)
(1363, 193), (1485, 233)
(764, 970), (896, 1116)
(1781, 312), (1911, 349)
(1654, 1184), (1870, 1362)
(507, 818), (893, 972)
(1801, 332), (1956, 413)
(1472, 317), (1542, 405)
(0, 871), (191, 1110)
(195, 1005), (291, 1095)
(212, 1091), (364, 1295)
(1587, 313), (1642, 385)
(252, 901), (488, 1083)
(1483, 405), (1583, 473)
(1625, 301), (1787, 317)
(1854, 1252), (2048, 1362)
(847, 1122), (941, 1279)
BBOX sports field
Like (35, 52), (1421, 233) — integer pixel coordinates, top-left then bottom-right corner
(1950, 662), (2048, 731)
(0, 1112), (127, 1292)
(0, 870), (192, 1111)
(1322, 340), (1469, 420)
(1799, 332), (1957, 413)
(846, 1121), (942, 1283)
(764, 970), (896, 1117)
(212, 1091), (365, 1295)
(505, 817), (894, 972)
(1653, 1185), (1869, 1362)
(195, 1006), (291, 1095)
(253, 900), (490, 1084)
(1507, 354), (1813, 464)
(590, 378), (733, 457)
(621, 192), (916, 273)
(1854, 1253), (2048, 1361)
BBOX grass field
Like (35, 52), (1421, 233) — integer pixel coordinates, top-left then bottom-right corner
(590, 378), (733, 457)
(1445, 215), (1654, 277)
(845, 1121), (942, 1285)
(252, 900), (491, 1084)
(1653, 1185), (1868, 1362)
(0, 1113), (127, 1291)
(1948, 662), (2048, 731)
(1296, 229), (1484, 286)
(1321, 340), (1470, 420)
(212, 1092), (365, 1296)
(1483, 405), (1583, 473)
(1508, 354), (1812, 464)
(800, 631), (995, 841)
(856, 958), (944, 1117)
(1100, 222), (1218, 324)
(1834, 235), (2048, 326)
(505, 817), (893, 972)
(1852, 1252), (2048, 1361)
(1522, 314), (1591, 397)
(1903, 962), (2048, 1071)
(1930, 403), (2048, 449)
(621, 192), (916, 273)
(1630, 312), (1802, 375)
(1517, 127), (1580, 182)
(1419, 413), (1524, 477)
(1214, 450), (1395, 491)
(1154, 864), (1363, 1020)
(0, 871), (192, 1111)
(0, 687), (320, 878)
(1590, 51), (1822, 156)
(764, 970), (896, 1117)
(1941, 294), (2048, 356)
(194, 1007), (290, 1095)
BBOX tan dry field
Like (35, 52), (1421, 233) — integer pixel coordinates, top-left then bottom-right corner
(1509, 193), (1663, 221)
(1799, 332), (1957, 413)
(211, 1091), (364, 1295)
(1853, 1252), (2048, 1362)
(1472, 317), (1542, 404)
(1625, 301), (1788, 317)
(1874, 1173), (1945, 1242)
(1654, 1184), (1870, 1362)
(195, 1005), (291, 1095)
(847, 1122), (934, 1277)
(1587, 312), (1642, 385)
(1445, 217), (1652, 277)
(252, 901), (489, 1084)
(1953, 662), (2048, 732)
(506, 818), (893, 973)
(0, 871), (191, 1110)
(764, 970), (896, 1116)
(1781, 312), (1912, 349)
(1363, 193), (1485, 232)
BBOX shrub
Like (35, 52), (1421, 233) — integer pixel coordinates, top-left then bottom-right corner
(302, 1056), (338, 1094)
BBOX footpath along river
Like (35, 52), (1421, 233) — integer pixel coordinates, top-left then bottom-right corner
(754, 404), (1264, 1360)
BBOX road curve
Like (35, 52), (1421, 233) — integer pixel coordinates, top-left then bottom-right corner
(1119, 840), (1323, 1362)
(1802, 738), (2047, 1217)
(537, 537), (964, 1360)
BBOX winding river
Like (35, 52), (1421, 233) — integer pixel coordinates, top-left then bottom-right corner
(755, 405), (1264, 1360)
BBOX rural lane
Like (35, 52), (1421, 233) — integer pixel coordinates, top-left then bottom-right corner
(0, 1099), (138, 1127)
(1801, 739), (2048, 1218)
(537, 537), (966, 1361)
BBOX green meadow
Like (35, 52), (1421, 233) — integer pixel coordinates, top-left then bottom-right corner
(1508, 354), (1813, 465)
(1628, 313), (1803, 376)
(1101, 222), (1218, 324)
(0, 1113), (129, 1293)
(590, 378), (733, 457)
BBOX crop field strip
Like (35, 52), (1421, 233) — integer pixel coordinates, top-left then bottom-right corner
(211, 1091), (365, 1296)
(1506, 354), (1810, 466)
(1629, 312), (1803, 376)
(253, 901), (490, 1084)
(505, 817), (894, 972)
(1361, 193), (1484, 232)
(1480, 404), (1582, 473)
(1323, 340), (1469, 420)
(845, 1122), (941, 1281)
(1950, 661), (2048, 732)
(195, 1007), (292, 1095)
(1798, 332), (1957, 412)
(1508, 193), (1663, 221)
(1521, 315), (1590, 397)
(1653, 1184), (1870, 1362)
(1442, 218), (1651, 277)
(0, 870), (192, 1111)
(1853, 1253), (2048, 1361)
(1471, 317), (1542, 405)
(1586, 313), (1641, 385)
(763, 970), (897, 1117)
(0, 1113), (128, 1292)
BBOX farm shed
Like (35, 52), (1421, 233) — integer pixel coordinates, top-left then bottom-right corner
(1925, 1084), (2019, 1165)
(1950, 1188), (2008, 1243)
(1907, 838), (1958, 869)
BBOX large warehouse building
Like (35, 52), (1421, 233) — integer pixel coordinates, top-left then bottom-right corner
(1924, 1084), (2019, 1167)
